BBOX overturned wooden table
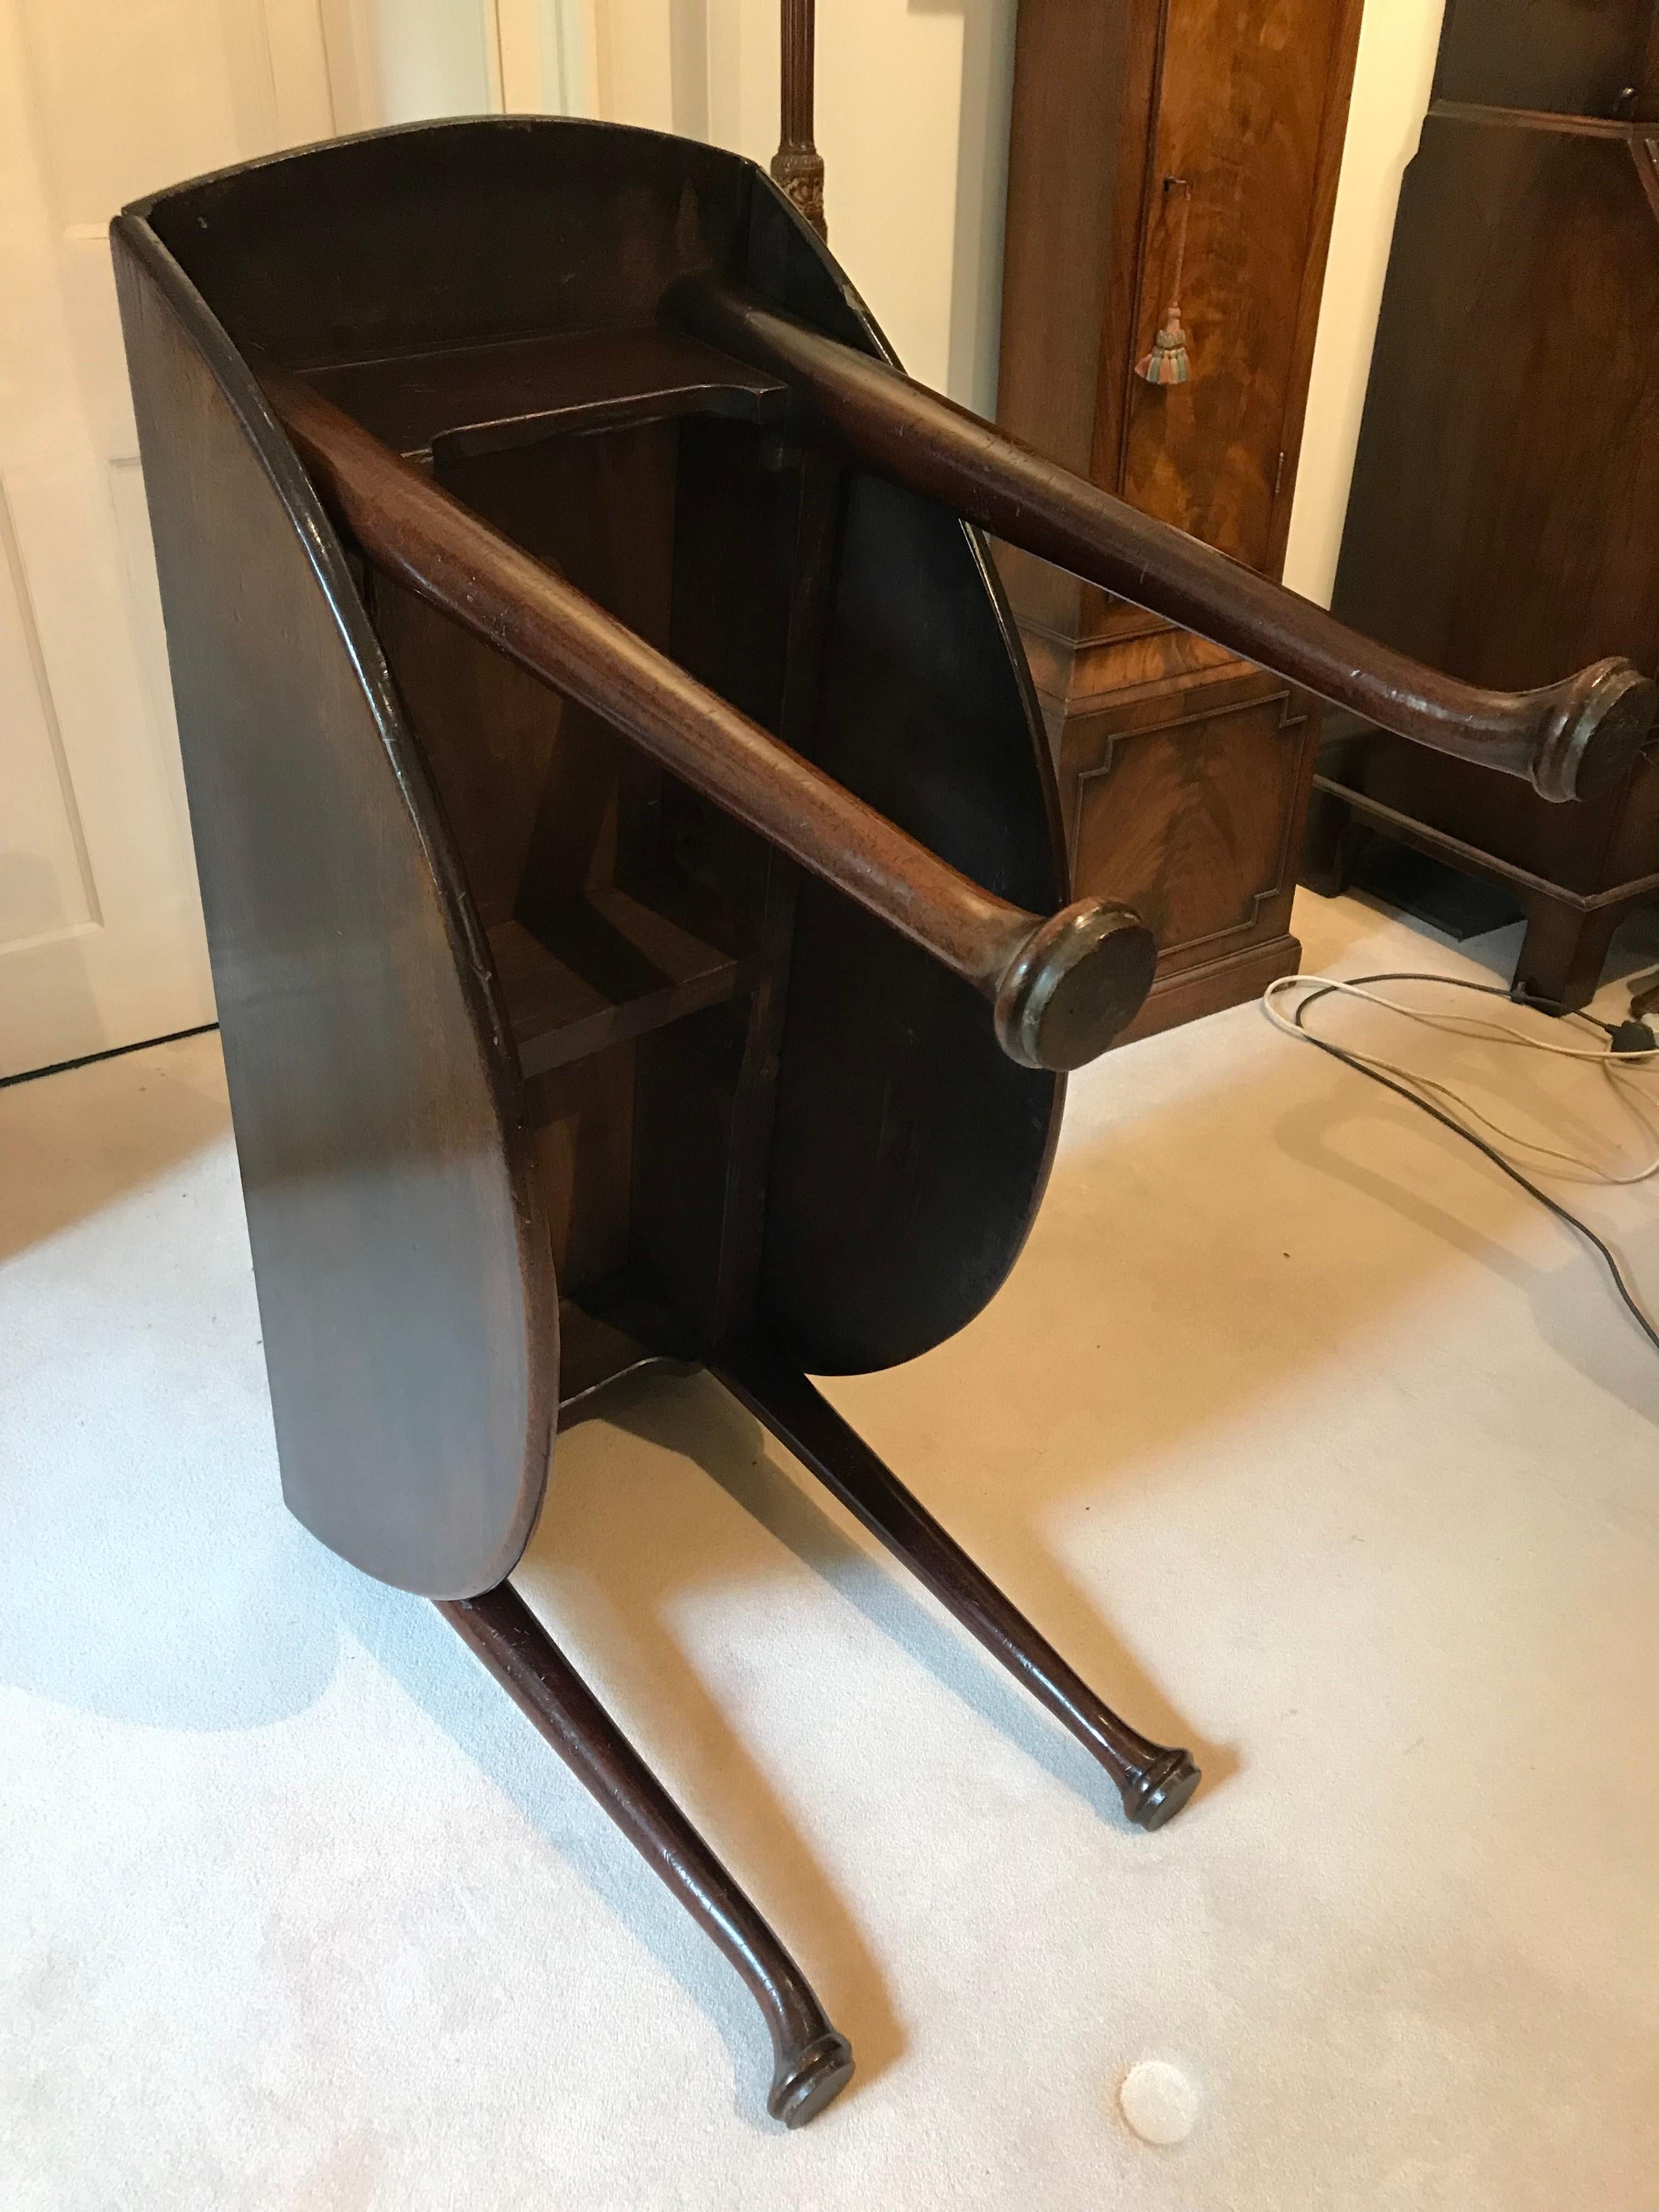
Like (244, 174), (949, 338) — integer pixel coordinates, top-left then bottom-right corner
(115, 119), (1652, 2127)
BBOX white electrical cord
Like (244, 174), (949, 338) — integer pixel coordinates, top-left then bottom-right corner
(1263, 971), (1659, 1186)
(1266, 970), (1651, 1060)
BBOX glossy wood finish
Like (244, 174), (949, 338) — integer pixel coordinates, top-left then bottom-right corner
(308, 325), (790, 462)
(1062, 667), (1318, 1041)
(1015, 625), (1322, 1040)
(116, 115), (1522, 2129)
(112, 225), (558, 1605)
(675, 284), (1657, 804)
(1000, 0), (1362, 585)
(439, 1583), (854, 2125)
(1315, 3), (1659, 1008)
(267, 373), (1157, 1073)
(123, 117), (1073, 1400)
(1335, 127), (1659, 705)
(713, 1336), (1199, 1828)
(995, 0), (1362, 1031)
(1120, 0), (1363, 573)
(112, 119), (1109, 2126)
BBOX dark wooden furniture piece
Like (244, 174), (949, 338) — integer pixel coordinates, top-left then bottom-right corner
(997, 0), (1365, 1037)
(114, 120), (1650, 2128)
(772, 0), (826, 239)
(1308, 0), (1659, 1010)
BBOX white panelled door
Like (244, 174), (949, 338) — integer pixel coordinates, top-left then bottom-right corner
(0, 0), (602, 1081)
(0, 0), (342, 1077)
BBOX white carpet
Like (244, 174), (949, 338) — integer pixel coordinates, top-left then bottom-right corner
(4, 889), (1657, 2209)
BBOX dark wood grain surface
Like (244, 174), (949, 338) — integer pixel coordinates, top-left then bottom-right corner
(1319, 13), (1659, 1009)
(714, 1336), (1200, 1830)
(115, 117), (1207, 2128)
(994, 0), (1360, 1036)
(1068, 674), (1315, 981)
(995, 0), (1359, 618)
(1121, 0), (1363, 574)
(267, 371), (1155, 1073)
(440, 1583), (854, 2125)
(113, 231), (559, 1602)
(115, 113), (1077, 1521)
(678, 282), (1656, 804)
(1336, 120), (1659, 697)
(306, 325), (788, 462)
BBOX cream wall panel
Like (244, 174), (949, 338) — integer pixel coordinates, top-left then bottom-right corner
(1282, 0), (1447, 606)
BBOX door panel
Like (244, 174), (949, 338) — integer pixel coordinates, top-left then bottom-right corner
(0, 0), (339, 1076)
(1120, 0), (1349, 571)
(1070, 681), (1309, 972)
(0, 0), (594, 1076)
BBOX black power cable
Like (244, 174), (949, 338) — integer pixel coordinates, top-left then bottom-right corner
(1278, 970), (1659, 1359)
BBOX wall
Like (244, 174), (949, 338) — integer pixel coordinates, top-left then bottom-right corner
(359, 0), (1444, 603)
(599, 0), (1452, 607)
(1281, 0), (1446, 603)
(588, 0), (1022, 416)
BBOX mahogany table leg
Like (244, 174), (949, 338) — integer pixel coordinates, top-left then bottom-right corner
(437, 1583), (854, 2125)
(710, 1338), (1200, 1831)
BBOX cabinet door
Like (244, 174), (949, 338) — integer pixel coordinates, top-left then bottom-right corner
(1068, 676), (1312, 973)
(1119, 0), (1358, 574)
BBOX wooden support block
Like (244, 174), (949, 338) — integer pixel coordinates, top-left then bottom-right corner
(488, 888), (743, 1078)
(304, 325), (788, 464)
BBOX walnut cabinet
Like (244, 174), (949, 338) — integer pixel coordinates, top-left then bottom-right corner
(996, 0), (1363, 1037)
